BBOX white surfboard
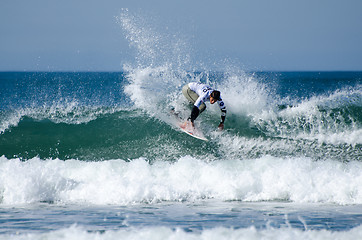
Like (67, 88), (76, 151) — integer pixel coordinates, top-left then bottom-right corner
(169, 109), (208, 141)
(179, 122), (208, 141)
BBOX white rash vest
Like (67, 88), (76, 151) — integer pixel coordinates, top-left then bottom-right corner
(188, 82), (227, 113)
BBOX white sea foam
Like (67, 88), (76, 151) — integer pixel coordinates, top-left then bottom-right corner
(2, 224), (362, 240)
(1, 155), (362, 205)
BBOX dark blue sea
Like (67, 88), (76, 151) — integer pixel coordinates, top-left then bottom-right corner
(0, 11), (362, 240)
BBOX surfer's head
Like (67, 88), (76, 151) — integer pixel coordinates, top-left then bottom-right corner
(210, 90), (221, 104)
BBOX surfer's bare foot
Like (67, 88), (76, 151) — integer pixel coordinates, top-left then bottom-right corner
(181, 121), (194, 129)
(180, 121), (188, 128)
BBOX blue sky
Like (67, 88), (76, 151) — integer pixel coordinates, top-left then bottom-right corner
(1, 0), (361, 71)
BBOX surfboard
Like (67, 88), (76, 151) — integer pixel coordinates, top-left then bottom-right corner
(179, 122), (208, 141)
(169, 108), (208, 141)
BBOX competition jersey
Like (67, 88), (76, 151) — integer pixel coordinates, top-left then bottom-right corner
(188, 82), (226, 111)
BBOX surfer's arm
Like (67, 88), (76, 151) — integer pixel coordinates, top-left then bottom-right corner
(220, 108), (226, 123)
(218, 99), (227, 129)
(218, 108), (226, 130)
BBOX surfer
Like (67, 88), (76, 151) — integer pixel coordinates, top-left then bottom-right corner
(182, 82), (227, 130)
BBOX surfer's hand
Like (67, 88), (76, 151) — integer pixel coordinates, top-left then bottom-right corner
(218, 122), (224, 130)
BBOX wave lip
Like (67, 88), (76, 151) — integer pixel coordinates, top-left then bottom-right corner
(1, 156), (362, 205)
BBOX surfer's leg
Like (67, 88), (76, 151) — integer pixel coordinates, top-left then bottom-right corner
(199, 102), (206, 114)
(182, 84), (198, 104)
(182, 84), (206, 114)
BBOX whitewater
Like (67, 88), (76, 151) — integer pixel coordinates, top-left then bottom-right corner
(0, 9), (362, 239)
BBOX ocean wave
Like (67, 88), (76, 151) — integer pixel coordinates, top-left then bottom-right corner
(1, 156), (362, 205)
(0, 72), (127, 134)
(1, 105), (360, 162)
(0, 102), (125, 134)
(0, 109), (180, 161)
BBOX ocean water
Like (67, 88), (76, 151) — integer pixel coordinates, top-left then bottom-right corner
(1, 11), (362, 240)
